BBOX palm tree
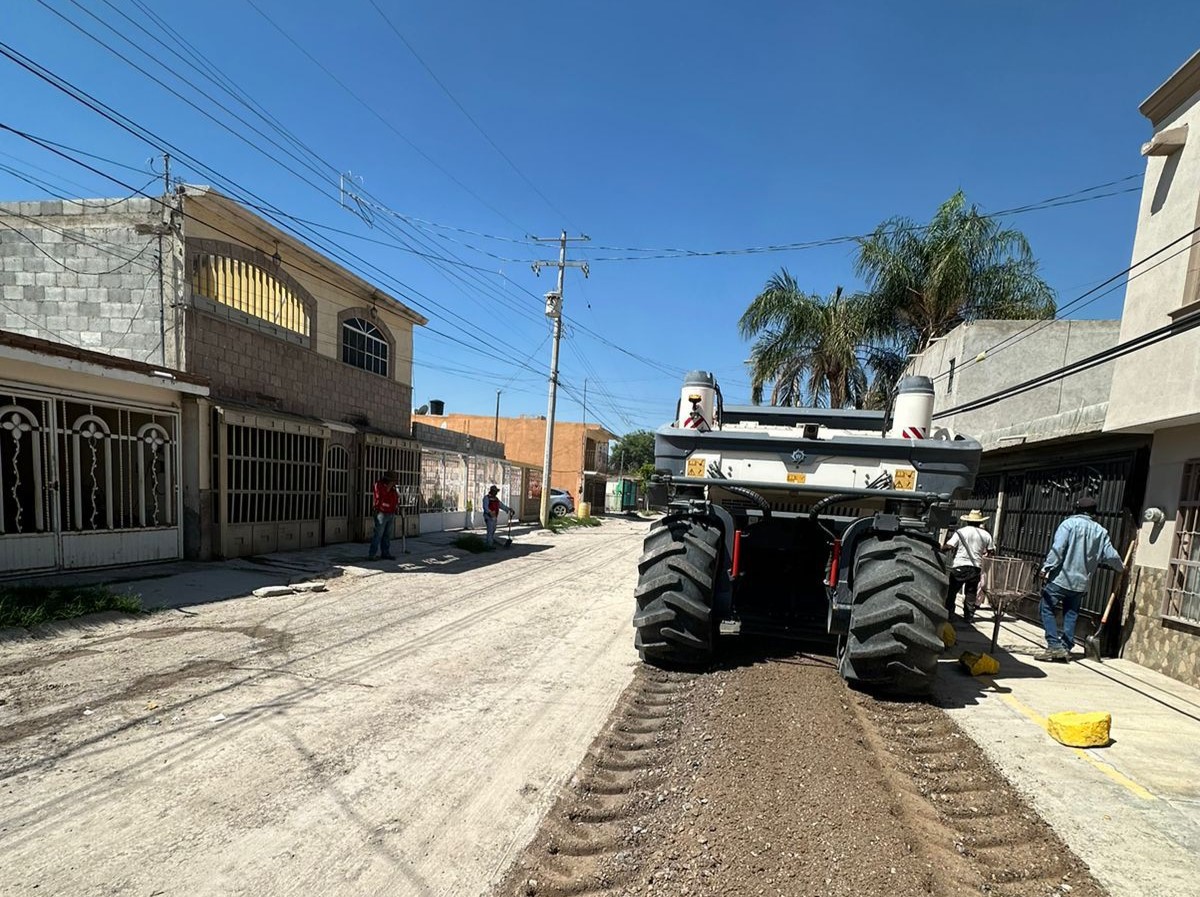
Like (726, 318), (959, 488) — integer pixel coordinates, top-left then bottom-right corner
(855, 190), (1056, 396)
(739, 271), (870, 408)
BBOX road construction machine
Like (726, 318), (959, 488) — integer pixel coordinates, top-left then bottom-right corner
(633, 371), (981, 694)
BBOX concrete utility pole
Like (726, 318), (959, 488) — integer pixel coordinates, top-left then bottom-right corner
(493, 389), (501, 442)
(531, 230), (590, 527)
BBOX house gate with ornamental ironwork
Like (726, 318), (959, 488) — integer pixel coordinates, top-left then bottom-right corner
(952, 450), (1147, 624)
(0, 387), (181, 574)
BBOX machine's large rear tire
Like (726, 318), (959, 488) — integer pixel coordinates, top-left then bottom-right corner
(839, 533), (948, 695)
(633, 514), (722, 667)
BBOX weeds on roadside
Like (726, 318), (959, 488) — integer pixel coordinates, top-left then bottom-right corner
(548, 515), (602, 532)
(0, 585), (142, 629)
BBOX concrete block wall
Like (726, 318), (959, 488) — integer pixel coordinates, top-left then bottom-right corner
(412, 420), (504, 457)
(0, 198), (176, 365)
(186, 310), (411, 435)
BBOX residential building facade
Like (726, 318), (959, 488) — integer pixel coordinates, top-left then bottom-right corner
(905, 320), (1148, 639)
(412, 411), (614, 510)
(0, 186), (426, 567)
(1104, 49), (1200, 686)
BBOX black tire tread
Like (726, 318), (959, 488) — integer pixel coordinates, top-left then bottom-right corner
(840, 532), (948, 694)
(633, 514), (721, 667)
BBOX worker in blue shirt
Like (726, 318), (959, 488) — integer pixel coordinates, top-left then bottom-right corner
(1037, 496), (1124, 662)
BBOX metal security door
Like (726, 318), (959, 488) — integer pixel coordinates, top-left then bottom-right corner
(324, 443), (351, 544)
(0, 393), (58, 573)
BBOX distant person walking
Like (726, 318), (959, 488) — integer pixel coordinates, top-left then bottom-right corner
(1037, 496), (1124, 662)
(482, 484), (515, 548)
(942, 509), (995, 624)
(368, 470), (399, 561)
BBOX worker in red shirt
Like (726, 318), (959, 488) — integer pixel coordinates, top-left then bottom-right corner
(368, 470), (399, 560)
(482, 484), (515, 548)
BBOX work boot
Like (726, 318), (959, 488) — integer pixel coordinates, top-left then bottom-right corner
(1034, 648), (1069, 663)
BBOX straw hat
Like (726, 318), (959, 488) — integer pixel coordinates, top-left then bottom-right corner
(960, 509), (990, 523)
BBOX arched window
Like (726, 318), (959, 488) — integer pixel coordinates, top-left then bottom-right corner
(342, 317), (389, 376)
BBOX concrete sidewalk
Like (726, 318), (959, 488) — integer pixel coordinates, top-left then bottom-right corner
(935, 612), (1200, 897)
(8, 524), (543, 612)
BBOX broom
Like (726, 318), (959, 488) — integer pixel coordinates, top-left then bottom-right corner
(1084, 535), (1137, 662)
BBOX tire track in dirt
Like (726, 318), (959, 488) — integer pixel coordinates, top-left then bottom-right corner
(851, 693), (1105, 896)
(492, 644), (1108, 897)
(494, 667), (698, 897)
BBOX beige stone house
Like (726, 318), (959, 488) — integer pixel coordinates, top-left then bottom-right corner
(0, 186), (425, 567)
(1105, 49), (1200, 686)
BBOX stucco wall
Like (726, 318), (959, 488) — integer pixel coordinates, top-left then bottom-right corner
(905, 319), (1119, 448)
(1130, 422), (1200, 570)
(1106, 89), (1200, 433)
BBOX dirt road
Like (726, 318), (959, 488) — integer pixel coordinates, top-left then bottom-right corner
(496, 649), (1107, 897)
(0, 519), (648, 897)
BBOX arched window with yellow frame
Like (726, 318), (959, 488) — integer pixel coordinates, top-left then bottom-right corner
(191, 251), (311, 338)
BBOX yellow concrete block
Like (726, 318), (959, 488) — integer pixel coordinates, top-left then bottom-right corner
(940, 622), (956, 649)
(1047, 711), (1112, 748)
(958, 651), (1000, 676)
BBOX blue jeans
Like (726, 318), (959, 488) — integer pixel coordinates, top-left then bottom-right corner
(369, 512), (395, 558)
(484, 513), (498, 546)
(1040, 582), (1085, 651)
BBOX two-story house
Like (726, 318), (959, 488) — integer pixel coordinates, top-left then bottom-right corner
(1106, 49), (1200, 686)
(0, 186), (426, 568)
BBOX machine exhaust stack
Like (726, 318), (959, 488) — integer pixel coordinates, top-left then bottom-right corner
(678, 370), (718, 431)
(887, 376), (935, 440)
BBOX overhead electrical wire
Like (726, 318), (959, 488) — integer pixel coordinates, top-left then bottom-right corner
(364, 0), (576, 229)
(932, 305), (1200, 420)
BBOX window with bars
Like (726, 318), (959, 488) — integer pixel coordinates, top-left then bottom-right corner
(224, 424), (323, 524)
(342, 318), (389, 377)
(1166, 459), (1200, 624)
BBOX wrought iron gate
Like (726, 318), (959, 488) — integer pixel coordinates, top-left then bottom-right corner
(1, 387), (181, 574)
(955, 453), (1142, 618)
(361, 434), (420, 537)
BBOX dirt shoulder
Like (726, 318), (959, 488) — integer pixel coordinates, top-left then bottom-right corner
(496, 645), (1106, 897)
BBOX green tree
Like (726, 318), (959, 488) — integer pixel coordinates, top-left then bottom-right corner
(855, 190), (1056, 397)
(739, 273), (871, 407)
(610, 430), (656, 474)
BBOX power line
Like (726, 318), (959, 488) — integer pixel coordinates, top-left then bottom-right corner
(932, 306), (1200, 420)
(365, 0), (575, 228)
(926, 222), (1200, 385)
(582, 176), (1141, 261)
(240, 0), (529, 232)
(3, 124), (553, 383)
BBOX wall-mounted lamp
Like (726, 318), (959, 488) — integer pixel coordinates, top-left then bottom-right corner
(271, 241), (282, 268)
(1143, 506), (1167, 543)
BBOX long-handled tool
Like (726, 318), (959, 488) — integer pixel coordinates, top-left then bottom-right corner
(1084, 535), (1137, 662)
(500, 516), (514, 549)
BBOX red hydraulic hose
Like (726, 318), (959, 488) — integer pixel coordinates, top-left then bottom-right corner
(827, 538), (842, 588)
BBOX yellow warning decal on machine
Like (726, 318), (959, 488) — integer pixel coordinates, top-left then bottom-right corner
(686, 457), (707, 478)
(894, 468), (916, 490)
(787, 472), (807, 484)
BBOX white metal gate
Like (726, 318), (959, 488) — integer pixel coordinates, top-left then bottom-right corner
(0, 387), (181, 574)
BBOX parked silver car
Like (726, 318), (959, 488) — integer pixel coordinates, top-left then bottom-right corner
(549, 488), (575, 517)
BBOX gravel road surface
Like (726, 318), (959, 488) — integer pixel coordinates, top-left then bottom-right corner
(0, 519), (648, 897)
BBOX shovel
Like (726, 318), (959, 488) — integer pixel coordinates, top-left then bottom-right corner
(1084, 535), (1137, 662)
(500, 516), (514, 549)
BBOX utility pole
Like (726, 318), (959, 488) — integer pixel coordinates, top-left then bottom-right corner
(531, 230), (590, 527)
(493, 389), (501, 442)
(580, 377), (588, 503)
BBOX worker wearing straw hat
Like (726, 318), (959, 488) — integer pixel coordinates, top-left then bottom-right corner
(941, 509), (995, 624)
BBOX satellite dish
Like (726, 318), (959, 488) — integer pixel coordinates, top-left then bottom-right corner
(415, 404), (429, 415)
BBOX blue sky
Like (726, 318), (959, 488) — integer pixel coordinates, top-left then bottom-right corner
(2, 1), (1199, 435)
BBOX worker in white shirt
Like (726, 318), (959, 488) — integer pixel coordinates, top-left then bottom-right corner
(941, 509), (995, 624)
